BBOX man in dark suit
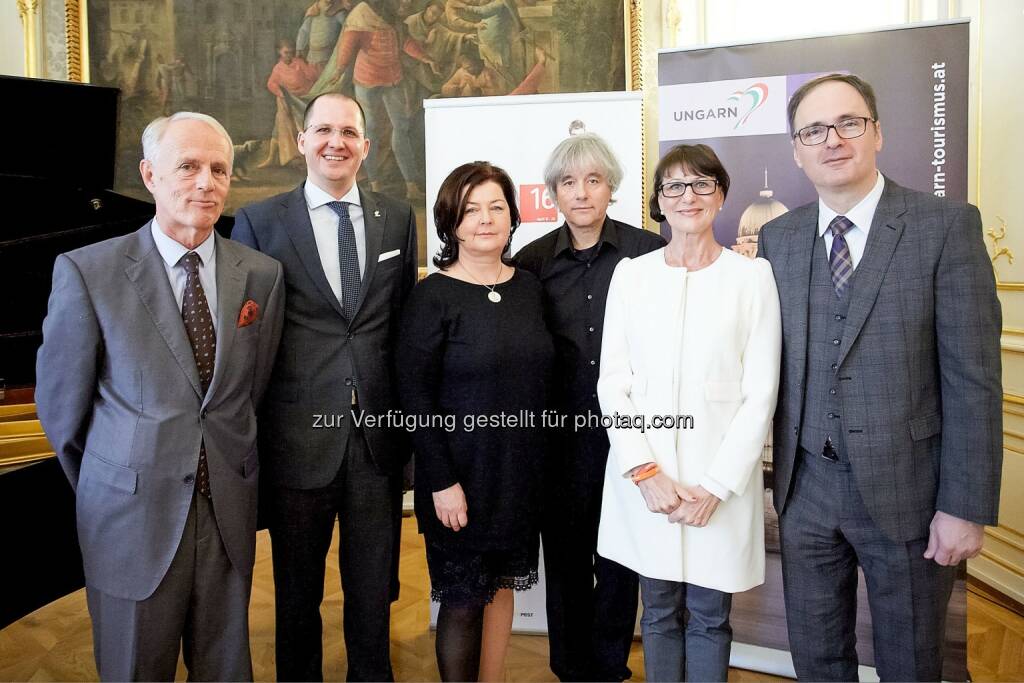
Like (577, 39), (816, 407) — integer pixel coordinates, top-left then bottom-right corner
(36, 112), (285, 681)
(758, 73), (1002, 681)
(231, 92), (417, 682)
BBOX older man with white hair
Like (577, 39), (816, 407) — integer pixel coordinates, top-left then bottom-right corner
(35, 111), (284, 681)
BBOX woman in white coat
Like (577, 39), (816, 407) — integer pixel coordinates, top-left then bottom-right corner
(596, 144), (782, 682)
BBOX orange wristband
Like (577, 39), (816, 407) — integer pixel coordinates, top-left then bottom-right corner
(631, 463), (660, 484)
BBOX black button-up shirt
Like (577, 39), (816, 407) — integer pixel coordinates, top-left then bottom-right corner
(516, 218), (665, 474)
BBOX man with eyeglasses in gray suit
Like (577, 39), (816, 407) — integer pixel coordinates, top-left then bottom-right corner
(758, 73), (1002, 681)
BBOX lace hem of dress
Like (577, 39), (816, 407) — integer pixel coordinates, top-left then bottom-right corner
(430, 569), (539, 606)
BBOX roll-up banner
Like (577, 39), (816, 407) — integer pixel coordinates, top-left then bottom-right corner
(424, 91), (644, 271)
(422, 91), (644, 632)
(658, 20), (969, 681)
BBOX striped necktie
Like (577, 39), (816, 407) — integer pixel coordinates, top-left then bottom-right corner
(828, 215), (855, 297)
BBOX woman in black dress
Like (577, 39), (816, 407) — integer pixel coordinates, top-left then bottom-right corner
(397, 162), (554, 682)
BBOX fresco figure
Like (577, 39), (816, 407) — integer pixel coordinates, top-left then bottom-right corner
(296, 0), (353, 74)
(261, 39), (319, 168)
(324, 0), (438, 198)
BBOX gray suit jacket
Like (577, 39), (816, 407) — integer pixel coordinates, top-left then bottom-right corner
(758, 179), (1002, 542)
(231, 183), (417, 488)
(36, 225), (285, 601)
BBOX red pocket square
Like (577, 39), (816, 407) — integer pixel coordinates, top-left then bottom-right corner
(237, 299), (259, 328)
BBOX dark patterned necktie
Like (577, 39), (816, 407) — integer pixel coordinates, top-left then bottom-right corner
(181, 251), (215, 497)
(328, 201), (361, 320)
(828, 215), (855, 297)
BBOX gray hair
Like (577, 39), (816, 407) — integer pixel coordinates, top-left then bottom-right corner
(543, 132), (623, 200)
(141, 112), (234, 168)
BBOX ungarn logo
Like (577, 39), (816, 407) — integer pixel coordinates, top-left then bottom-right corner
(727, 82), (769, 129)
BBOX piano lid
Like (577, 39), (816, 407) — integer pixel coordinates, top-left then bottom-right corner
(0, 75), (119, 191)
(0, 77), (153, 388)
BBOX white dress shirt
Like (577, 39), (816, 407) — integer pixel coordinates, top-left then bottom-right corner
(817, 171), (885, 270)
(151, 220), (218, 320)
(305, 180), (366, 304)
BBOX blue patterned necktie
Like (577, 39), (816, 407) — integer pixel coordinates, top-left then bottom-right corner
(328, 201), (361, 321)
(828, 215), (855, 298)
(180, 251), (215, 497)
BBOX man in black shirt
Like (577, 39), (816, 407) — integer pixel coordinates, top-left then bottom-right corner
(516, 133), (665, 682)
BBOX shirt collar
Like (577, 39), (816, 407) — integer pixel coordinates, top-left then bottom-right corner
(151, 219), (216, 268)
(818, 172), (885, 237)
(304, 179), (362, 210)
(552, 216), (620, 258)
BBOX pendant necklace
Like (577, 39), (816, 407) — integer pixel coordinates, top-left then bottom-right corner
(461, 261), (503, 303)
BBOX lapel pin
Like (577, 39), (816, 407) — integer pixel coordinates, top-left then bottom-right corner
(374, 210), (381, 217)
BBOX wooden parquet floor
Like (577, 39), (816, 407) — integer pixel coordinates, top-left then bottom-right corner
(1, 517), (1022, 682)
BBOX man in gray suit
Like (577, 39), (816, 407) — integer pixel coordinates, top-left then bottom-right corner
(35, 112), (285, 681)
(231, 92), (416, 681)
(758, 74), (1002, 681)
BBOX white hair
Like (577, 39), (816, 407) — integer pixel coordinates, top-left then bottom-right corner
(141, 112), (234, 168)
(543, 132), (623, 201)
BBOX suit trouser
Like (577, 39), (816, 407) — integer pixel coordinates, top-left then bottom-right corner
(268, 427), (403, 682)
(779, 449), (955, 682)
(85, 492), (253, 682)
(542, 474), (638, 681)
(638, 577), (732, 683)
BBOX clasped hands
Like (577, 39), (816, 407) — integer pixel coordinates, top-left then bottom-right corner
(635, 470), (720, 527)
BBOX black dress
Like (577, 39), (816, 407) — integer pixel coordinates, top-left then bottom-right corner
(397, 269), (554, 606)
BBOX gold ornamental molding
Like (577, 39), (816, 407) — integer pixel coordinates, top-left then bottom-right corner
(17, 0), (40, 77)
(626, 0), (647, 221)
(988, 215), (1015, 267)
(626, 0), (644, 93)
(63, 0), (88, 82)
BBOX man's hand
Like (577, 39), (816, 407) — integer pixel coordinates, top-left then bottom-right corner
(636, 471), (695, 514)
(668, 485), (721, 527)
(433, 483), (468, 531)
(924, 510), (985, 566)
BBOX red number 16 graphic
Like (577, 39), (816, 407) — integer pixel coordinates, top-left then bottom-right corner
(519, 184), (558, 223)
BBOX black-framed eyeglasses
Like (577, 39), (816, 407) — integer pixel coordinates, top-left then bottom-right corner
(658, 179), (718, 197)
(793, 116), (876, 146)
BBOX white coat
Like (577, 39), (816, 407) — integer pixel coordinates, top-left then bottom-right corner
(596, 247), (781, 592)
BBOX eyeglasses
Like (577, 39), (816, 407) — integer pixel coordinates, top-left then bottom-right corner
(658, 179), (718, 197)
(793, 116), (876, 146)
(304, 124), (363, 140)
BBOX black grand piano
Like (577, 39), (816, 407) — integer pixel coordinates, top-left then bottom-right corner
(0, 75), (154, 628)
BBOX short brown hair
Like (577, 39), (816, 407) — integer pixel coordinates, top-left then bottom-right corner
(302, 93), (367, 135)
(648, 144), (730, 222)
(433, 162), (520, 269)
(787, 73), (879, 134)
